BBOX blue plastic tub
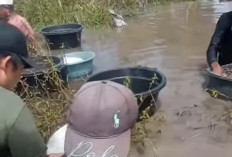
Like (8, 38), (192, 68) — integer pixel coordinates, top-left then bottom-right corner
(61, 51), (95, 81)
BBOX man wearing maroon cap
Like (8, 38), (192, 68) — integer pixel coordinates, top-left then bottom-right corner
(47, 81), (138, 157)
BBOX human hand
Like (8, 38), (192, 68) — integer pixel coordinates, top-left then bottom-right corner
(7, 13), (35, 43)
(211, 62), (223, 76)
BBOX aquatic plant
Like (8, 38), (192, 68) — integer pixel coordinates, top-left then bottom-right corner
(123, 75), (162, 144)
(16, 42), (74, 141)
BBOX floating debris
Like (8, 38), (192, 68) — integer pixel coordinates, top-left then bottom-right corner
(109, 9), (127, 27)
(181, 133), (201, 142)
(205, 88), (232, 101)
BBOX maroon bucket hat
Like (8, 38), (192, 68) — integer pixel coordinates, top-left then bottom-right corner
(65, 81), (138, 157)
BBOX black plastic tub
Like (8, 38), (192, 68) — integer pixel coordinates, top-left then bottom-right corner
(15, 56), (64, 97)
(87, 66), (167, 119)
(41, 24), (84, 50)
(206, 68), (232, 98)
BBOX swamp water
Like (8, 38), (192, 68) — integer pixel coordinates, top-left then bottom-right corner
(51, 0), (232, 156)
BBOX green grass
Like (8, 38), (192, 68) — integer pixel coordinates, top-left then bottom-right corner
(15, 0), (112, 29)
(15, 0), (189, 29)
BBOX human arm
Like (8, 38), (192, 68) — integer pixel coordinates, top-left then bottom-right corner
(206, 13), (231, 74)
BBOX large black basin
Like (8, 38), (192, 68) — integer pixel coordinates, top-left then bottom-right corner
(87, 66), (167, 119)
(206, 68), (232, 98)
(16, 56), (64, 97)
(41, 24), (84, 50)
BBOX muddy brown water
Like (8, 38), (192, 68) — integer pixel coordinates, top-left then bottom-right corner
(51, 0), (232, 156)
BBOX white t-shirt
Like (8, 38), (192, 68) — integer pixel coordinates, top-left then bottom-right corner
(0, 0), (13, 5)
(47, 124), (67, 154)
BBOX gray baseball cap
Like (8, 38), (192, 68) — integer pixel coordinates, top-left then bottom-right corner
(65, 81), (138, 157)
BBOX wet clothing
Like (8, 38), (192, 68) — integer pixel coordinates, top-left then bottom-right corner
(0, 87), (46, 157)
(207, 11), (232, 66)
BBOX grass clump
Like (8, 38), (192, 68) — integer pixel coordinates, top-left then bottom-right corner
(15, 0), (190, 29)
(15, 0), (111, 29)
(16, 42), (74, 141)
(15, 0), (115, 29)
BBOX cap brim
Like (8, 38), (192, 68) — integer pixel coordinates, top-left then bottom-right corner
(20, 56), (37, 68)
(65, 126), (131, 157)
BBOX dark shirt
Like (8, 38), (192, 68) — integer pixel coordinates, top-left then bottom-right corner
(207, 11), (232, 66)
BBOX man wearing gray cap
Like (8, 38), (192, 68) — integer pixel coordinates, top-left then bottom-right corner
(47, 81), (139, 157)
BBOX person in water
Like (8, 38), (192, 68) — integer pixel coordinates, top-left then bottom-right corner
(0, 0), (35, 42)
(207, 11), (232, 76)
